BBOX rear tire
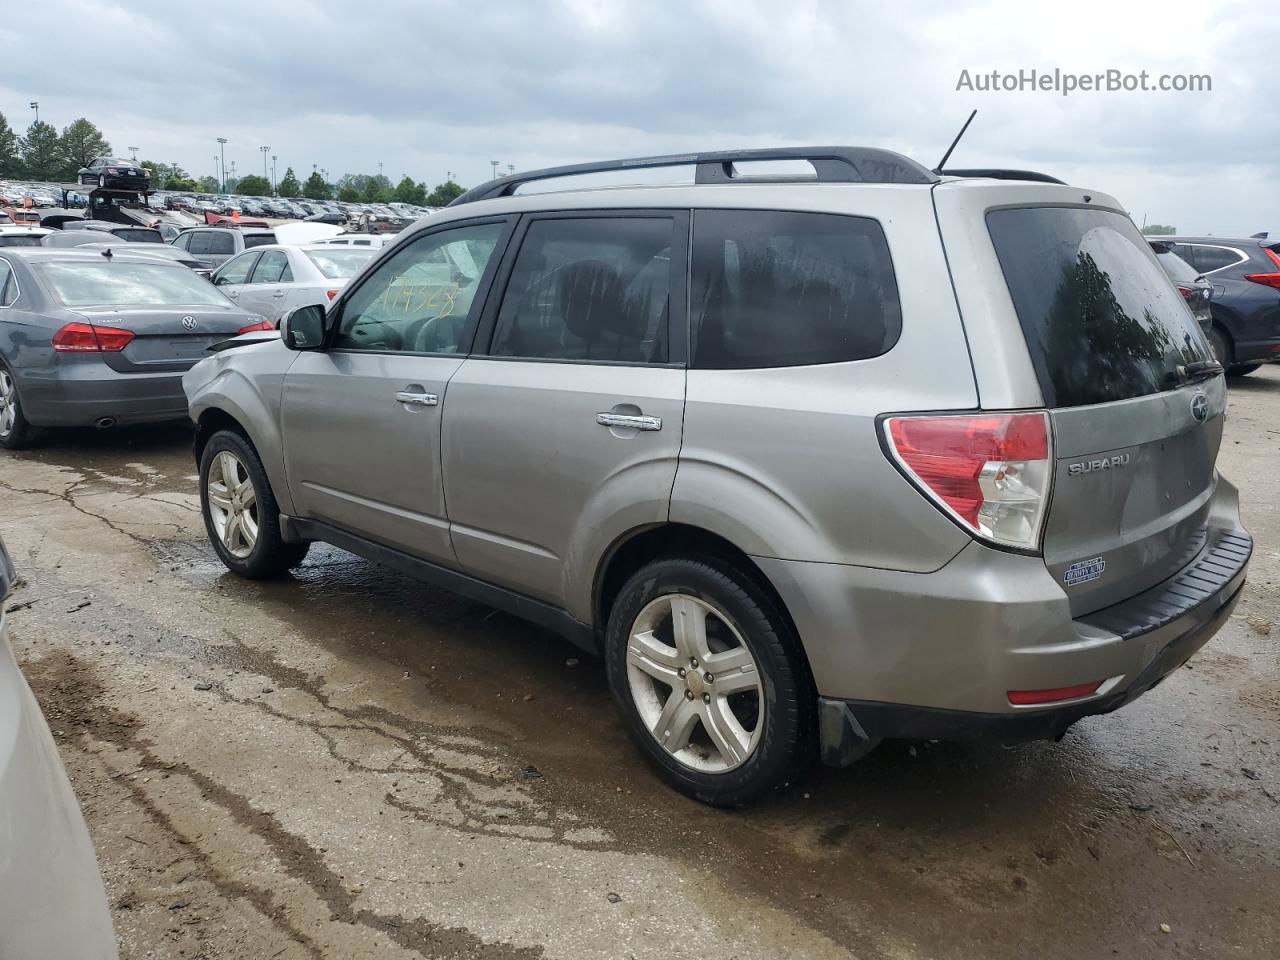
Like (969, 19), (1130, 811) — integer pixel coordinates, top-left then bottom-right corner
(1209, 327), (1233, 368)
(0, 361), (39, 450)
(199, 429), (308, 578)
(1227, 363), (1261, 377)
(605, 556), (815, 807)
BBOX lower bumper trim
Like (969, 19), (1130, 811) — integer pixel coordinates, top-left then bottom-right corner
(818, 579), (1244, 764)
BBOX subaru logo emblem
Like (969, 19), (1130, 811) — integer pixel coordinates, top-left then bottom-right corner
(181, 316), (197, 331)
(1190, 393), (1209, 423)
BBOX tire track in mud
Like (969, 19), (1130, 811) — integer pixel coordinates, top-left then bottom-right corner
(27, 650), (545, 960)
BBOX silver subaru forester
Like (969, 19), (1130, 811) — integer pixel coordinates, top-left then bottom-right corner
(184, 148), (1251, 806)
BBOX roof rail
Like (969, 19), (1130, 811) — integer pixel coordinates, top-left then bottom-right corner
(449, 146), (939, 205)
(941, 168), (1066, 185)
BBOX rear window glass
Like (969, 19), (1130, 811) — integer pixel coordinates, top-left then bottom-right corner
(690, 210), (901, 369)
(1154, 250), (1199, 283)
(110, 228), (161, 243)
(305, 248), (375, 279)
(35, 261), (230, 308)
(987, 207), (1211, 408)
(244, 232), (276, 249)
(0, 235), (42, 247)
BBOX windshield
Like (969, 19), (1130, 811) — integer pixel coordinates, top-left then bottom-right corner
(35, 260), (231, 307)
(987, 207), (1212, 408)
(304, 248), (375, 279)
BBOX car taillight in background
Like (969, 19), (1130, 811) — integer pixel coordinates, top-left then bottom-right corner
(884, 412), (1052, 551)
(52, 322), (135, 353)
(1244, 247), (1280, 289)
(325, 289), (339, 301)
(237, 320), (275, 334)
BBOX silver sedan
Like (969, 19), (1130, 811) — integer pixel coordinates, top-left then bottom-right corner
(210, 244), (376, 324)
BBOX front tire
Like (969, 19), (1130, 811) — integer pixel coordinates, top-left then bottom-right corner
(605, 557), (815, 807)
(0, 362), (38, 450)
(199, 429), (308, 578)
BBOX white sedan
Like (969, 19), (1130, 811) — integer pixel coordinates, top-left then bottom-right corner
(211, 245), (377, 323)
(0, 536), (118, 958)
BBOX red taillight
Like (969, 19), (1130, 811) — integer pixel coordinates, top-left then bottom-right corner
(1245, 248), (1280, 288)
(1176, 285), (1196, 301)
(1008, 681), (1102, 706)
(52, 322), (135, 353)
(325, 289), (339, 301)
(885, 412), (1052, 550)
(238, 320), (275, 334)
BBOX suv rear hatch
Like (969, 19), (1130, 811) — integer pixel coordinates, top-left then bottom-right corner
(939, 188), (1225, 617)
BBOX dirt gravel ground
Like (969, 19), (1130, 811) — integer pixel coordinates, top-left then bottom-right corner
(1, 368), (1277, 960)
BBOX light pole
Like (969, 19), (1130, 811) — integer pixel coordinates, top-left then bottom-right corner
(260, 146), (269, 184)
(28, 102), (38, 125)
(271, 155), (277, 195)
(216, 138), (228, 193)
(490, 160), (500, 180)
(446, 170), (456, 184)
(128, 146), (138, 161)
(213, 155), (220, 189)
(506, 163), (514, 176)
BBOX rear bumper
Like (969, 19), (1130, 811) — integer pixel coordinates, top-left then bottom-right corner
(1232, 338), (1280, 363)
(756, 477), (1251, 762)
(0, 613), (118, 958)
(19, 363), (189, 428)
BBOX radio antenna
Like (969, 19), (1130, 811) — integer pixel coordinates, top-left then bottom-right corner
(934, 109), (977, 174)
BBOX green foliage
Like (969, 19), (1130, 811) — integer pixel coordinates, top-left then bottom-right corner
(1140, 224), (1177, 236)
(59, 118), (111, 174)
(166, 177), (197, 192)
(337, 184), (360, 202)
(277, 167), (301, 196)
(0, 113), (18, 176)
(302, 171), (331, 200)
(362, 174), (392, 203)
(20, 121), (65, 182)
(393, 176), (427, 206)
(140, 161), (191, 190)
(425, 180), (464, 207)
(197, 175), (220, 193)
(236, 174), (271, 196)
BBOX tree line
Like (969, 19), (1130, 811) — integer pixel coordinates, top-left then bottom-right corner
(0, 110), (466, 205)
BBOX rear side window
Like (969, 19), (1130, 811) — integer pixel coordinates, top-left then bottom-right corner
(208, 232), (235, 255)
(1185, 244), (1242, 273)
(187, 232), (211, 255)
(987, 207), (1211, 408)
(0, 259), (15, 306)
(491, 217), (673, 363)
(251, 250), (292, 283)
(690, 210), (901, 369)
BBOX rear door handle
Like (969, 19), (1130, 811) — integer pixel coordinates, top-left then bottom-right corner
(596, 412), (661, 431)
(395, 391), (438, 407)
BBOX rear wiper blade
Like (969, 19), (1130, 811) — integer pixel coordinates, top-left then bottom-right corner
(1180, 359), (1224, 383)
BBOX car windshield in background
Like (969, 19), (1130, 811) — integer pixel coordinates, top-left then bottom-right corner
(987, 207), (1211, 408)
(243, 233), (276, 249)
(34, 260), (231, 307)
(304, 248), (376, 279)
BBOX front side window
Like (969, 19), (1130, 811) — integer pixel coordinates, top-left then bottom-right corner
(689, 210), (901, 369)
(215, 252), (258, 286)
(490, 217), (673, 363)
(333, 221), (504, 354)
(251, 250), (292, 284)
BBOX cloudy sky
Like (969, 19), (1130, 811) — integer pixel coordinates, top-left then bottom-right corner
(1, 0), (1275, 234)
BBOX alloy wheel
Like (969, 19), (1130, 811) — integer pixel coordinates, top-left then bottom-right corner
(206, 450), (259, 559)
(0, 369), (17, 439)
(626, 593), (764, 773)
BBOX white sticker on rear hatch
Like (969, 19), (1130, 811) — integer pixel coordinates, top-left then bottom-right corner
(1064, 557), (1106, 587)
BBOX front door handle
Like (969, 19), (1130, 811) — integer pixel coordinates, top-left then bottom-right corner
(596, 412), (661, 431)
(395, 391), (438, 407)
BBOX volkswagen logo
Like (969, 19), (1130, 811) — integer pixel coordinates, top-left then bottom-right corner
(181, 316), (197, 331)
(1190, 393), (1209, 424)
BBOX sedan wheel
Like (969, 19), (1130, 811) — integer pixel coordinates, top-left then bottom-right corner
(626, 593), (764, 773)
(205, 450), (259, 559)
(0, 369), (16, 439)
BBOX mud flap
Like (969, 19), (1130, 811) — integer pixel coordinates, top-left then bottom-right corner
(817, 698), (883, 767)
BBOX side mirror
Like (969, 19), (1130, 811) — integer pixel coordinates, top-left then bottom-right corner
(280, 304), (327, 351)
